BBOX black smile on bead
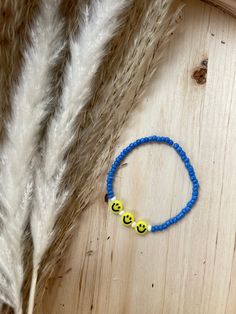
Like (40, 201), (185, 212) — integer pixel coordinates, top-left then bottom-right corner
(111, 203), (120, 212)
(137, 226), (146, 234)
(123, 216), (132, 224)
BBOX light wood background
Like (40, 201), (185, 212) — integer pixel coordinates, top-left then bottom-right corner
(38, 0), (236, 313)
(207, 0), (236, 16)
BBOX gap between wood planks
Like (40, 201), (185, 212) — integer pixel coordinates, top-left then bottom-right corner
(202, 0), (236, 17)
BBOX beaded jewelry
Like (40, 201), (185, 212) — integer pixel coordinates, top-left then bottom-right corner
(106, 136), (199, 235)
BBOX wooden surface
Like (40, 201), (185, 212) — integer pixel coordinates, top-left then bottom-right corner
(207, 0), (236, 16)
(38, 1), (236, 313)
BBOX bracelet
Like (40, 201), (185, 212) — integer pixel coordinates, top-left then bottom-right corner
(106, 136), (199, 235)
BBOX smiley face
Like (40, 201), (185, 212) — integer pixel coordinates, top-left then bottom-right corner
(109, 200), (123, 214)
(135, 220), (148, 235)
(122, 212), (134, 227)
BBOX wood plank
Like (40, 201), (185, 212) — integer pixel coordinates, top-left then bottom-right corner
(204, 0), (236, 16)
(37, 0), (236, 313)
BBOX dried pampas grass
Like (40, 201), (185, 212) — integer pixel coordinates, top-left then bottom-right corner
(28, 0), (130, 313)
(0, 0), (63, 312)
(29, 0), (183, 310)
(0, 0), (183, 312)
(0, 0), (39, 144)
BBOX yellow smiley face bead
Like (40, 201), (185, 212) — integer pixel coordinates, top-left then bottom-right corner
(109, 199), (123, 214)
(135, 220), (148, 235)
(122, 212), (134, 227)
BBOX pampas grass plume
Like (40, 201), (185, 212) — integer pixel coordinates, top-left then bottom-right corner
(28, 0), (130, 313)
(0, 0), (63, 312)
(31, 0), (183, 310)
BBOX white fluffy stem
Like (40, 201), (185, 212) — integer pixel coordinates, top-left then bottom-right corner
(30, 0), (129, 300)
(27, 265), (38, 314)
(0, 0), (62, 312)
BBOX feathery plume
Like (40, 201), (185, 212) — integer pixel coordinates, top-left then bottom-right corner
(0, 0), (39, 143)
(29, 0), (130, 312)
(32, 0), (183, 310)
(0, 0), (63, 312)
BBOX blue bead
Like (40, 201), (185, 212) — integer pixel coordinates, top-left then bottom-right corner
(184, 206), (190, 213)
(175, 215), (180, 222)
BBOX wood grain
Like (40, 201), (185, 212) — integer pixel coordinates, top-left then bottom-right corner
(37, 0), (236, 313)
(205, 0), (236, 16)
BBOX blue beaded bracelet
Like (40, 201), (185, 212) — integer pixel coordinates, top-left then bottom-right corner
(106, 136), (199, 235)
